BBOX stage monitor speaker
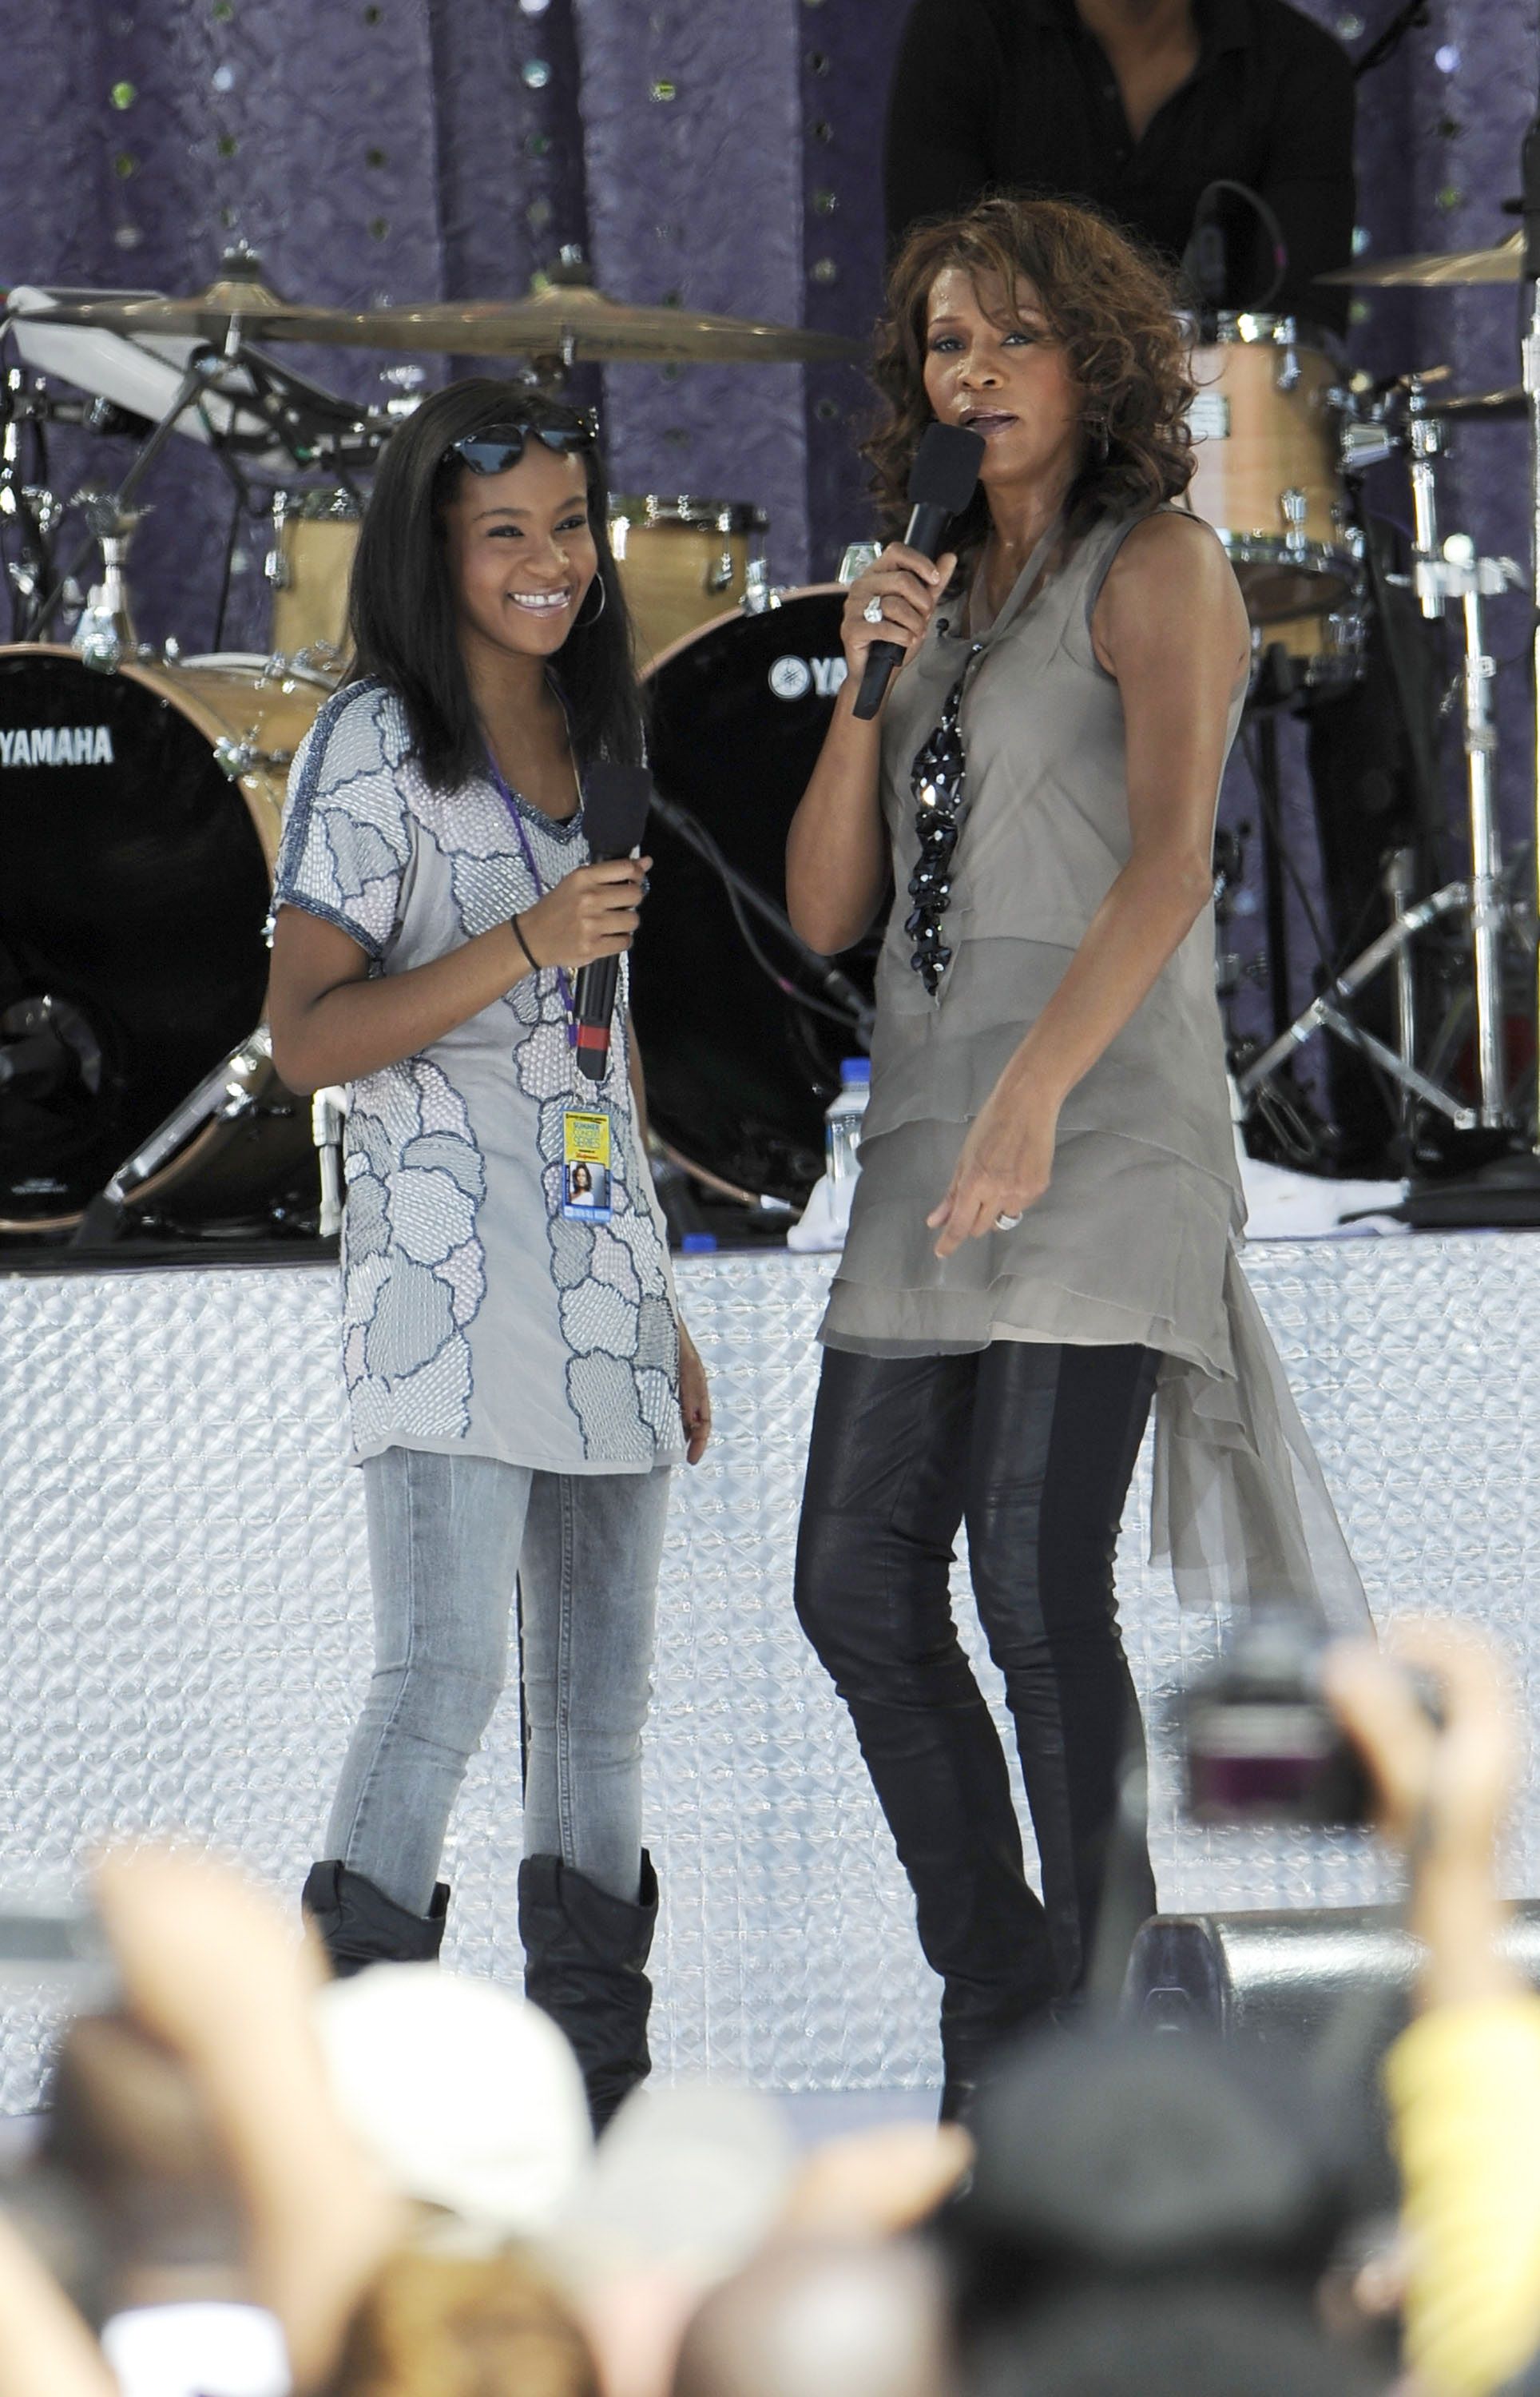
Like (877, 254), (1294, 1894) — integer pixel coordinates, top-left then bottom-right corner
(1124, 1903), (1540, 2208)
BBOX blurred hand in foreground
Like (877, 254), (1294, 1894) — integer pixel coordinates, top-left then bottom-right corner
(1324, 1618), (1522, 2011)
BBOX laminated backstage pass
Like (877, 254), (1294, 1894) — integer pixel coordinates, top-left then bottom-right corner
(562, 1107), (613, 1222)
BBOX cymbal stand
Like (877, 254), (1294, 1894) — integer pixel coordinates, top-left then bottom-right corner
(24, 345), (236, 639)
(1236, 408), (1522, 1139)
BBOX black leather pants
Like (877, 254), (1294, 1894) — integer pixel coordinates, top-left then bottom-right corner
(794, 1341), (1160, 2086)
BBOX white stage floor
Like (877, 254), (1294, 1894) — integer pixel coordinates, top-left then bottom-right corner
(0, 1234), (1535, 2109)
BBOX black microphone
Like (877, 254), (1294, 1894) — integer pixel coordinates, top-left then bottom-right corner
(574, 761), (653, 1083)
(851, 422), (984, 721)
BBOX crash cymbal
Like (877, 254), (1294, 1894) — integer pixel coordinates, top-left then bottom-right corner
(1318, 233), (1522, 288)
(38, 268), (862, 367)
(29, 256), (365, 347)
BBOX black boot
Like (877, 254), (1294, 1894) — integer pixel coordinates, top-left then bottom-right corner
(939, 1996), (1059, 2125)
(301, 1861), (449, 1979)
(518, 1851), (657, 2134)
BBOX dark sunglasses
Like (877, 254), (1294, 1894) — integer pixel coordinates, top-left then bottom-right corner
(444, 410), (600, 477)
(906, 655), (979, 996)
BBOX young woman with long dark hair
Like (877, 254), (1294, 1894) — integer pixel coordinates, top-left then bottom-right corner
(268, 380), (709, 2129)
(786, 197), (1368, 2117)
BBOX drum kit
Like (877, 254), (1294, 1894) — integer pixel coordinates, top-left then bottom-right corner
(0, 227), (1536, 1245)
(1195, 237), (1535, 1193)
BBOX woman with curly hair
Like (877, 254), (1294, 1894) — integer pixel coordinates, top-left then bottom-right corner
(787, 197), (1367, 2116)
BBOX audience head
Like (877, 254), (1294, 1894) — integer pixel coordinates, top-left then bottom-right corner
(965, 2281), (1391, 2397)
(323, 2248), (598, 2397)
(672, 2237), (954, 2397)
(951, 2025), (1357, 2304)
(314, 1966), (590, 2253)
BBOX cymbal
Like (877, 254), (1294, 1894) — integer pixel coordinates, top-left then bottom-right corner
(34, 270), (863, 366)
(1318, 232), (1522, 288)
(1424, 384), (1526, 423)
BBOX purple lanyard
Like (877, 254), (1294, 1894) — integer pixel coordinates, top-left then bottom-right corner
(486, 751), (580, 1044)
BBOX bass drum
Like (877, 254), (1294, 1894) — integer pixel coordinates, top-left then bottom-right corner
(0, 646), (325, 1234)
(632, 589), (875, 1207)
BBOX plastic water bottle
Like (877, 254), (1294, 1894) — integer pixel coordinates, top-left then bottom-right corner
(824, 1058), (871, 1196)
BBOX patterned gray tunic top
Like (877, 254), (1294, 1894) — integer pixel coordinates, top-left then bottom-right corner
(273, 679), (682, 1477)
(823, 509), (1367, 1632)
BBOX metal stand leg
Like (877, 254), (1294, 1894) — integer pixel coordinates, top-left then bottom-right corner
(1236, 881), (1477, 1127)
(1455, 559), (1508, 1124)
(1385, 847), (1419, 1143)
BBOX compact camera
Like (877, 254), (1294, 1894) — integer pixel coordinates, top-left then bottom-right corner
(1175, 1616), (1382, 1829)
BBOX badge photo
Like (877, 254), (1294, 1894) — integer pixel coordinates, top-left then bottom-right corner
(562, 1107), (613, 1222)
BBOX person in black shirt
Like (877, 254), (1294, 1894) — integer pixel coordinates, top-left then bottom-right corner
(885, 0), (1355, 332)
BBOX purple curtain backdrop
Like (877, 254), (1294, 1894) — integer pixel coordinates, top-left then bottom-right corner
(1, 0), (1536, 1036)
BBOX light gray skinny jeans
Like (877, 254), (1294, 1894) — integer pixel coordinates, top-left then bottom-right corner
(324, 1445), (672, 1914)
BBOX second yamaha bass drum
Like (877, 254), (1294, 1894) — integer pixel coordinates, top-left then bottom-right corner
(0, 647), (325, 1235)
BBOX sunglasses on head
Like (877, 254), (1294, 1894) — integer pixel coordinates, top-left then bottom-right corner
(444, 410), (600, 477)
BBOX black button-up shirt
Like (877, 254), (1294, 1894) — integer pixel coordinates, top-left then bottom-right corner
(884, 0), (1356, 333)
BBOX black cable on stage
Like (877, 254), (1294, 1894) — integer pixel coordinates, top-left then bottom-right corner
(648, 787), (873, 1043)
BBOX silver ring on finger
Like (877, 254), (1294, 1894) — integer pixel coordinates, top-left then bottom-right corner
(862, 595), (885, 625)
(994, 1210), (1023, 1231)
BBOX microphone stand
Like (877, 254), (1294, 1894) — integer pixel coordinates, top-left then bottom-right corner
(647, 785), (875, 1042)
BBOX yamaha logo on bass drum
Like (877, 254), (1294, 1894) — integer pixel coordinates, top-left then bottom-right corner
(0, 725), (116, 765)
(768, 654), (847, 702)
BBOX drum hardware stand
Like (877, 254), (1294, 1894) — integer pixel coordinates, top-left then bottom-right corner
(24, 345), (236, 641)
(1385, 845), (1420, 1142)
(740, 555), (774, 613)
(1237, 534), (1522, 1139)
(646, 784), (875, 1043)
(1394, 96), (1540, 1219)
(69, 492), (149, 670)
(1525, 101), (1540, 1153)
(1237, 360), (1538, 1199)
(71, 1028), (276, 1247)
(312, 1086), (347, 1238)
(1387, 91), (1540, 1223)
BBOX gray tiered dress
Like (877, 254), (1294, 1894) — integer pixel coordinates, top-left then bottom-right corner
(820, 507), (1369, 1633)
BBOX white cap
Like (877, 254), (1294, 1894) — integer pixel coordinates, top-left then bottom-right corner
(100, 2306), (289, 2397)
(314, 1964), (592, 2249)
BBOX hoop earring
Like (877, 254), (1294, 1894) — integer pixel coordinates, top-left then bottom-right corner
(579, 575), (609, 627)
